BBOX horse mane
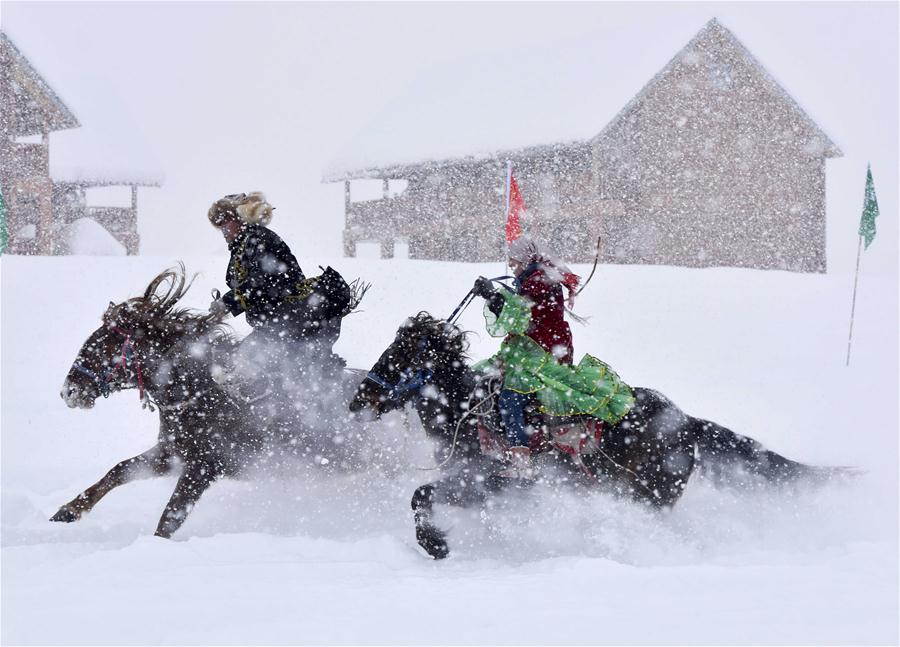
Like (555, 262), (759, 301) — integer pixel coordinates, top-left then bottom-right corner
(404, 311), (470, 364)
(104, 263), (233, 345)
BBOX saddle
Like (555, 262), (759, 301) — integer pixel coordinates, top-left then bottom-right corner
(471, 374), (605, 479)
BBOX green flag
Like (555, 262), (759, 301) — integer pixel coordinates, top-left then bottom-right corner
(0, 187), (7, 256)
(858, 164), (879, 249)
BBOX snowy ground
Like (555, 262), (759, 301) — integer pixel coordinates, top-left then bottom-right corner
(1, 255), (897, 645)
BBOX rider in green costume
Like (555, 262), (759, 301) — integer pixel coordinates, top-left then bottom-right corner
(472, 236), (633, 477)
(477, 288), (634, 421)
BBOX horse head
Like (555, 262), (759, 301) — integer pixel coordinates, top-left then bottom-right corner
(349, 312), (469, 418)
(60, 265), (224, 409)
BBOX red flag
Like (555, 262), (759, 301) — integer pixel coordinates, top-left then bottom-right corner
(505, 172), (525, 244)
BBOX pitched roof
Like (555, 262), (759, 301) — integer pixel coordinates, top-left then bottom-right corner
(48, 76), (164, 187)
(0, 31), (79, 136)
(592, 19), (841, 157)
(1, 29), (163, 187)
(325, 18), (841, 181)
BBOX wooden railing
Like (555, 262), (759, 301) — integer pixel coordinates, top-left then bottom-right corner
(345, 196), (418, 239)
(85, 206), (139, 254)
(343, 192), (625, 262)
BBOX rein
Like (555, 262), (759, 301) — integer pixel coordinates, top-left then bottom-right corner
(413, 387), (493, 471)
(445, 276), (515, 327)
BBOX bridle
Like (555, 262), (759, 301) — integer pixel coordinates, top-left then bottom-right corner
(364, 336), (433, 407)
(71, 326), (148, 404)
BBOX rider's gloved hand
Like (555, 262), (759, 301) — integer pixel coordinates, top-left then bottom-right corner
(472, 276), (495, 299)
(209, 299), (230, 317)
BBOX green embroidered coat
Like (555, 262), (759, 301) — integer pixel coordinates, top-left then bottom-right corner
(475, 290), (634, 423)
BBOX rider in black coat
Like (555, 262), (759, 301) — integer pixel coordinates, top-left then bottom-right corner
(220, 219), (306, 332)
(208, 192), (346, 398)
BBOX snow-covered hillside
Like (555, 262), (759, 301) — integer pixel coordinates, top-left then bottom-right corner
(1, 255), (896, 644)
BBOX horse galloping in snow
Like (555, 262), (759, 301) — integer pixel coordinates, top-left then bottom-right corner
(55, 266), (368, 538)
(349, 312), (849, 559)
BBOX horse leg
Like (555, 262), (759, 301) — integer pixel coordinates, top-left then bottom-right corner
(50, 445), (174, 523)
(412, 483), (450, 559)
(154, 462), (218, 539)
(411, 472), (502, 559)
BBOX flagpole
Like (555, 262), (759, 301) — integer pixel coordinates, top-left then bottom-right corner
(502, 160), (512, 274)
(845, 234), (863, 366)
(505, 160), (512, 216)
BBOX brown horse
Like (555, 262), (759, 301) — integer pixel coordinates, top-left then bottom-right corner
(55, 266), (367, 538)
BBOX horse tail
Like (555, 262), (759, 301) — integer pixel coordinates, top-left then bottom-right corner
(690, 418), (857, 487)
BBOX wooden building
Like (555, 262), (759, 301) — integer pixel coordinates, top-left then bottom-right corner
(0, 31), (78, 255)
(1, 31), (161, 255)
(326, 20), (840, 272)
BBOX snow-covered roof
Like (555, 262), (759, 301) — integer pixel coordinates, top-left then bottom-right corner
(1, 28), (164, 187)
(0, 31), (79, 136)
(593, 20), (841, 156)
(48, 76), (164, 187)
(325, 18), (840, 181)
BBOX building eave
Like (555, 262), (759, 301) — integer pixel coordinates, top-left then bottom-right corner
(323, 139), (590, 183)
(53, 177), (163, 189)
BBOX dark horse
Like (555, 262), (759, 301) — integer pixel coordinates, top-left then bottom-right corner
(55, 266), (367, 538)
(350, 312), (845, 559)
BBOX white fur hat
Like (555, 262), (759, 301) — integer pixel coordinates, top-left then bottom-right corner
(507, 235), (540, 263)
(235, 192), (274, 226)
(208, 192), (274, 227)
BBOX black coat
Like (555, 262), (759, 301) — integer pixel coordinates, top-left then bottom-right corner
(222, 225), (306, 331)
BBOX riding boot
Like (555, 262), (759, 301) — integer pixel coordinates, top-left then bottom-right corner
(498, 446), (534, 479)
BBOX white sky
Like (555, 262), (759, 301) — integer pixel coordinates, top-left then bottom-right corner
(2, 1), (897, 277)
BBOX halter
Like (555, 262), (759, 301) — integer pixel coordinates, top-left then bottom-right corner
(71, 326), (147, 404)
(364, 337), (433, 405)
(365, 367), (433, 404)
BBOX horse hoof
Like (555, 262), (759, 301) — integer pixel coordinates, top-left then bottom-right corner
(416, 526), (450, 560)
(50, 508), (79, 523)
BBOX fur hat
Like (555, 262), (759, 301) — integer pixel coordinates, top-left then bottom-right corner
(208, 192), (274, 227)
(507, 234), (581, 307)
(507, 235), (540, 264)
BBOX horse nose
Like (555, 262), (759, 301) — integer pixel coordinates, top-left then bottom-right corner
(60, 379), (79, 407)
(349, 388), (375, 415)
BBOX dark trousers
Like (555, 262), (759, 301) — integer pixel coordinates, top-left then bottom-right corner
(498, 389), (531, 447)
